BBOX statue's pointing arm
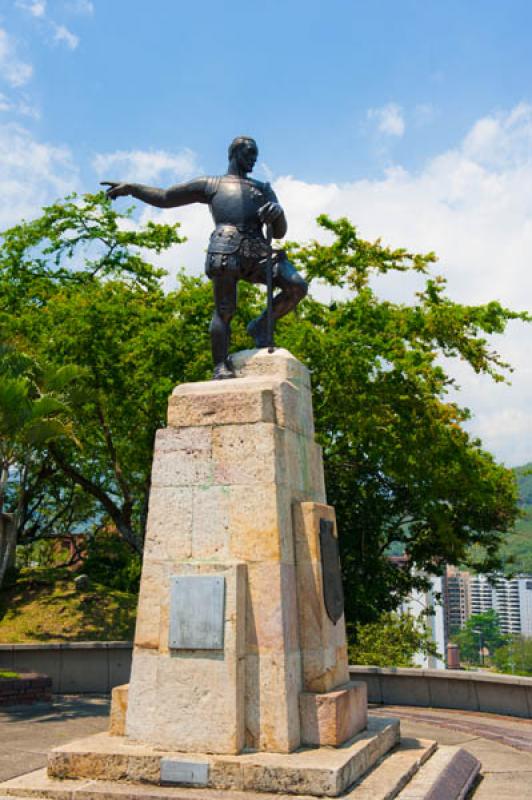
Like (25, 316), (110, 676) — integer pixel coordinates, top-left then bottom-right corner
(101, 177), (211, 208)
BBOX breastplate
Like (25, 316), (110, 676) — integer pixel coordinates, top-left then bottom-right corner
(209, 175), (267, 228)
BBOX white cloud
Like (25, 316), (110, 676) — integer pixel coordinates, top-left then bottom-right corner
(0, 123), (78, 230)
(93, 147), (200, 184)
(368, 102), (405, 137)
(131, 104), (532, 465)
(52, 23), (79, 50)
(0, 28), (33, 87)
(16, 1), (46, 17)
(66, 0), (94, 14)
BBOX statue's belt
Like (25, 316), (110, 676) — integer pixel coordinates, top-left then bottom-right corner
(207, 225), (267, 256)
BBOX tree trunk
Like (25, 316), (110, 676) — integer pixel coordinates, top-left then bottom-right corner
(0, 512), (16, 589)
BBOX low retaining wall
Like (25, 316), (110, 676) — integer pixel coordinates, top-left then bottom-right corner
(2, 644), (531, 719)
(0, 671), (52, 706)
(0, 642), (132, 694)
(349, 665), (532, 719)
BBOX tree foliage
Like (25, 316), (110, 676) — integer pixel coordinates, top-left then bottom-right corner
(451, 610), (508, 664)
(492, 634), (532, 676)
(348, 612), (439, 667)
(0, 196), (525, 622)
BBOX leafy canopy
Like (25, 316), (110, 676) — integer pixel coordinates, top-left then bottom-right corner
(0, 195), (526, 622)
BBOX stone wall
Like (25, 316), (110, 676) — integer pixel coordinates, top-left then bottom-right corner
(349, 665), (532, 718)
(0, 642), (131, 693)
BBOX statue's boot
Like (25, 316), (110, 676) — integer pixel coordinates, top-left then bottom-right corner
(247, 314), (270, 348)
(212, 359), (235, 380)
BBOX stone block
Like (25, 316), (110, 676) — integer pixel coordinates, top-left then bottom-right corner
(293, 501), (350, 693)
(246, 562), (299, 655)
(126, 562), (246, 754)
(109, 684), (128, 736)
(143, 485), (193, 562)
(168, 380), (276, 428)
(191, 484), (230, 560)
(150, 427), (213, 488)
(245, 650), (302, 753)
(43, 716), (399, 796)
(228, 482), (294, 564)
(212, 422), (277, 485)
(280, 430), (325, 500)
(133, 558), (170, 651)
(232, 347), (311, 392)
(299, 681), (368, 746)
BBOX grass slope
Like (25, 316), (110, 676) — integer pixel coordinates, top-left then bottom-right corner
(0, 567), (137, 643)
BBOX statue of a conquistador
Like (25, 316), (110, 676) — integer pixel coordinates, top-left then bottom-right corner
(103, 136), (307, 379)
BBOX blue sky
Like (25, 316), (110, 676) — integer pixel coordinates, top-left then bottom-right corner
(4, 0), (532, 181)
(2, 0), (532, 466)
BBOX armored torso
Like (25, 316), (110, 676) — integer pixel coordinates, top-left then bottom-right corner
(208, 174), (275, 230)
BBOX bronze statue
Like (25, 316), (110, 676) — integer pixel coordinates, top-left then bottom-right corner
(102, 136), (307, 379)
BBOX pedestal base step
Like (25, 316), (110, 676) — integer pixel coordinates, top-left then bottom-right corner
(396, 745), (480, 800)
(43, 717), (399, 797)
(0, 739), (479, 800)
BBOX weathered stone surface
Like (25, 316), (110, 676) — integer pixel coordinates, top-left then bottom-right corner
(396, 745), (481, 799)
(191, 484), (230, 560)
(168, 381), (276, 428)
(245, 650), (302, 753)
(232, 348), (311, 391)
(109, 685), (128, 737)
(143, 486), (193, 562)
(212, 423), (277, 485)
(227, 482), (294, 564)
(2, 738), (438, 799)
(44, 717), (399, 796)
(293, 502), (350, 693)
(126, 562), (246, 754)
(123, 348), (360, 756)
(300, 682), (368, 746)
(150, 427), (213, 488)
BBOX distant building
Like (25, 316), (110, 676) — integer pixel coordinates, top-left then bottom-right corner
(444, 568), (532, 637)
(444, 566), (471, 634)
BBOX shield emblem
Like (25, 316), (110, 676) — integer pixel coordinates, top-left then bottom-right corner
(319, 518), (345, 624)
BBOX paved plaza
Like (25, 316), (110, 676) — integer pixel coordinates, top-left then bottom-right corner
(0, 697), (531, 798)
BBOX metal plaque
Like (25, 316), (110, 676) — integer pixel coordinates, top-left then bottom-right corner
(319, 519), (345, 624)
(169, 575), (225, 650)
(160, 759), (209, 786)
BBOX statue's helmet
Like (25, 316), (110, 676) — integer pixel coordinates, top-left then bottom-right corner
(228, 136), (258, 160)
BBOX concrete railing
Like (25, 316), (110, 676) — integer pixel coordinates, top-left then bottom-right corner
(0, 642), (132, 694)
(2, 643), (532, 719)
(349, 665), (532, 719)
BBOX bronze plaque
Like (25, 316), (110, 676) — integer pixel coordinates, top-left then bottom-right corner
(319, 518), (345, 624)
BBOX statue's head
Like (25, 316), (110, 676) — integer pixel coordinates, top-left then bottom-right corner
(228, 136), (258, 174)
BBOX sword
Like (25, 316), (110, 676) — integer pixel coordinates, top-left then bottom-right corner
(265, 222), (275, 353)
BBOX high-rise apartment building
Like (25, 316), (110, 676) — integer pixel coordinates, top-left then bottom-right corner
(446, 569), (532, 636)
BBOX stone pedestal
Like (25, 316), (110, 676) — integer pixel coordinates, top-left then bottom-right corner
(124, 348), (364, 756)
(0, 348), (483, 800)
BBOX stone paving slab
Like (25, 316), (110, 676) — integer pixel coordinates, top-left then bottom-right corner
(371, 705), (532, 753)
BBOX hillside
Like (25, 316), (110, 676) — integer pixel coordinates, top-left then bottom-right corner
(0, 568), (137, 643)
(502, 464), (532, 573)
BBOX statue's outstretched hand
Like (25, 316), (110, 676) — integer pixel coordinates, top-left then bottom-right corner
(258, 201), (283, 224)
(100, 181), (132, 200)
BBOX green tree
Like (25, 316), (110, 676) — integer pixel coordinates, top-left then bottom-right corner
(282, 216), (524, 623)
(492, 634), (532, 676)
(0, 344), (80, 587)
(452, 610), (508, 664)
(348, 612), (439, 667)
(0, 200), (525, 624)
